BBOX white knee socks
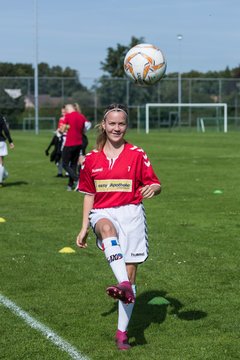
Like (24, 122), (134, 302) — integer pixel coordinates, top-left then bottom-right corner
(118, 284), (137, 332)
(102, 237), (136, 333)
(102, 237), (129, 284)
(0, 164), (4, 183)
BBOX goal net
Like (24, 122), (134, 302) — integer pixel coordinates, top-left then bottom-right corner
(145, 103), (228, 133)
(22, 117), (56, 131)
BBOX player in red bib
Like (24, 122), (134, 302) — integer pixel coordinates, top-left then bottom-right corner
(76, 104), (161, 350)
(62, 104), (89, 190)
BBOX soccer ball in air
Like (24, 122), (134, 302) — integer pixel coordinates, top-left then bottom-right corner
(124, 43), (167, 85)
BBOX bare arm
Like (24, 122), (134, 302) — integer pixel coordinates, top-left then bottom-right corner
(59, 124), (70, 133)
(76, 194), (95, 248)
(1, 115), (13, 144)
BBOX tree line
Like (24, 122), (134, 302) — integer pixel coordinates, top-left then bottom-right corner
(1, 36), (240, 124)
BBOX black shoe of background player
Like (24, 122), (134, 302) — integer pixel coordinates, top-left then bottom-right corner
(45, 150), (49, 156)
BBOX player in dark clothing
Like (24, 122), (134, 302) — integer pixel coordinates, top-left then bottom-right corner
(0, 114), (14, 187)
(45, 132), (64, 167)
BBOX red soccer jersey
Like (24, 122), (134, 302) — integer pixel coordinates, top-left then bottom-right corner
(63, 111), (87, 147)
(78, 142), (161, 209)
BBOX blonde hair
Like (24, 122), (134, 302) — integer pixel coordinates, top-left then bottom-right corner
(95, 103), (128, 151)
(73, 103), (82, 113)
(65, 104), (75, 113)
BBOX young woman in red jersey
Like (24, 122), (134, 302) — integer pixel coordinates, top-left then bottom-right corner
(76, 104), (161, 350)
(62, 104), (89, 190)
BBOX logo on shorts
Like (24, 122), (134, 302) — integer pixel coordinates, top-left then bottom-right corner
(107, 253), (123, 263)
(131, 252), (145, 257)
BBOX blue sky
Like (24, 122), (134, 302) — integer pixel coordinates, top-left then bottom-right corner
(1, 0), (240, 86)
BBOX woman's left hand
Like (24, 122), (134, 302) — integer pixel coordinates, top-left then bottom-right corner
(140, 185), (155, 198)
(140, 184), (161, 198)
(76, 229), (89, 248)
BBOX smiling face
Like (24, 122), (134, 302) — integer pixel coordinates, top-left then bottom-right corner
(102, 110), (128, 145)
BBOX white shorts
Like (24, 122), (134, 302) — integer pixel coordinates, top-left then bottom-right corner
(89, 203), (149, 263)
(0, 141), (8, 157)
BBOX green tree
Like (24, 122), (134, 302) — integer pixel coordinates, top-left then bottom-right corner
(100, 36), (145, 78)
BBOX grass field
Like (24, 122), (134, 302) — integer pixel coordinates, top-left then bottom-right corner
(0, 130), (239, 360)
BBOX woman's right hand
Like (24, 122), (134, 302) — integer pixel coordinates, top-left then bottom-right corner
(76, 229), (89, 248)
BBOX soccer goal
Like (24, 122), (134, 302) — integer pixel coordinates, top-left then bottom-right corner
(22, 117), (56, 131)
(145, 103), (228, 133)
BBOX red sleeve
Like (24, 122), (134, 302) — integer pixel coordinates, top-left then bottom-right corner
(78, 155), (96, 194)
(138, 150), (161, 186)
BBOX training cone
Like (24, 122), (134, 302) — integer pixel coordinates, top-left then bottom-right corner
(59, 247), (76, 254)
(213, 190), (223, 194)
(0, 217), (6, 223)
(148, 297), (170, 305)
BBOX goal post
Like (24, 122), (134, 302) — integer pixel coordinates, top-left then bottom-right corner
(145, 103), (228, 133)
(22, 117), (56, 131)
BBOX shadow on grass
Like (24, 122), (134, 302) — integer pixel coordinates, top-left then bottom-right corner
(4, 181), (29, 187)
(101, 289), (207, 346)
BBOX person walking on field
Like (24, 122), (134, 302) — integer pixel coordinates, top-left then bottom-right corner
(0, 114), (14, 187)
(61, 104), (89, 191)
(73, 102), (91, 166)
(45, 106), (67, 177)
(76, 103), (161, 350)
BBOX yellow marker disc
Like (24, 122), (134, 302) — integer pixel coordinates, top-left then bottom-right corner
(59, 247), (76, 254)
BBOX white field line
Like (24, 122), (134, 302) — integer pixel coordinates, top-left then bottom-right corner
(0, 293), (90, 360)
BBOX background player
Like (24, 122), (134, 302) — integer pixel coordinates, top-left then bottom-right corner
(45, 106), (67, 177)
(0, 113), (14, 187)
(61, 104), (90, 191)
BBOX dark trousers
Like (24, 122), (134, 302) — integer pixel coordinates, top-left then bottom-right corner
(62, 145), (82, 187)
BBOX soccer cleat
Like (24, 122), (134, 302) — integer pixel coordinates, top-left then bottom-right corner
(106, 281), (135, 304)
(115, 330), (131, 350)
